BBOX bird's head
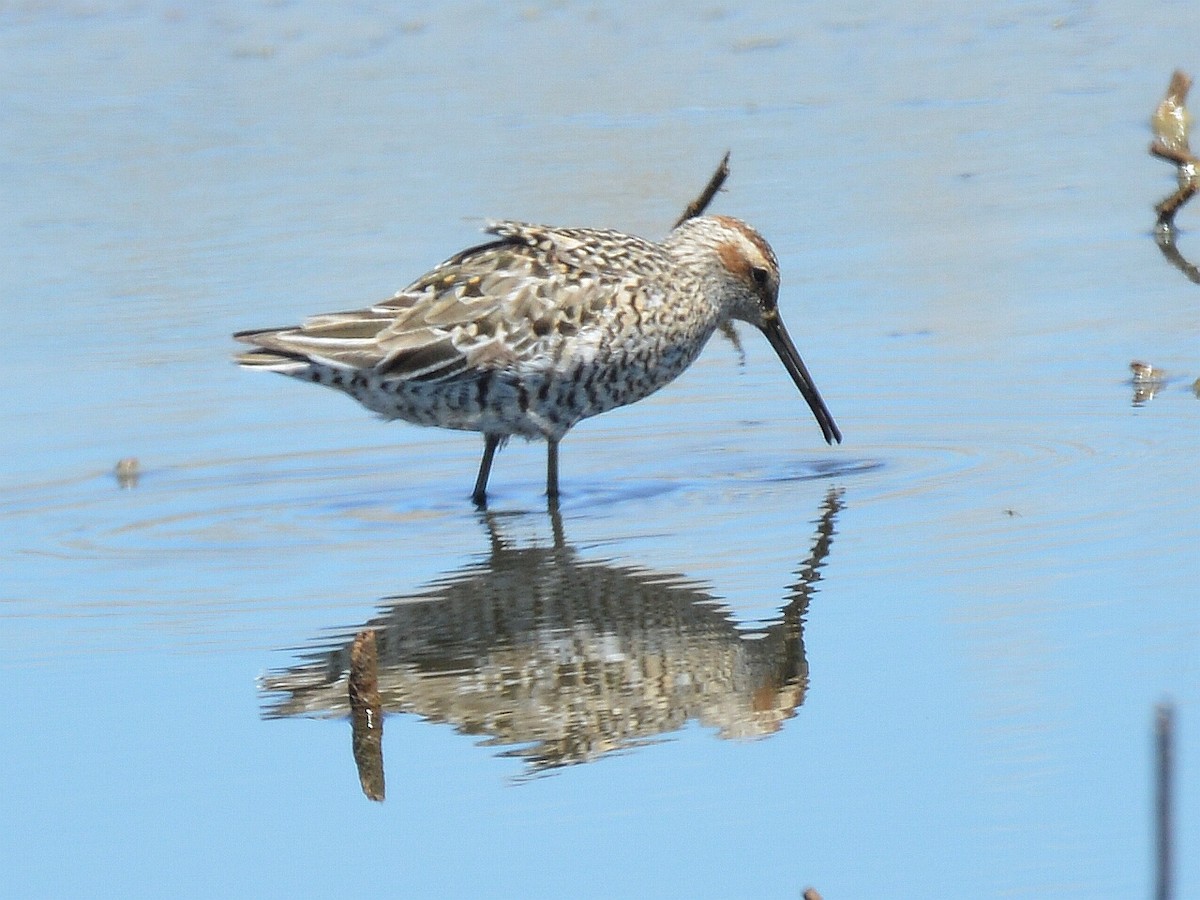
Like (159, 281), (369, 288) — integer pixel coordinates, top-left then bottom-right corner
(666, 215), (841, 445)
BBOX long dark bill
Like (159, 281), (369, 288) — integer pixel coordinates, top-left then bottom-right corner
(760, 315), (842, 445)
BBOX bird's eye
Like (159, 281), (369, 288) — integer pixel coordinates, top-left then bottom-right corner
(749, 266), (770, 287)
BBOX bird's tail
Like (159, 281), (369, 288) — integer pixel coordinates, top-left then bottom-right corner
(233, 328), (312, 373)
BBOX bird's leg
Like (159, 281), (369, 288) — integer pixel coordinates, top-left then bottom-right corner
(472, 435), (500, 507)
(545, 439), (560, 502)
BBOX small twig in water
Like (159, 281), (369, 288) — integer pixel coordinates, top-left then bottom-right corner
(1155, 701), (1175, 900)
(349, 628), (385, 801)
(674, 151), (731, 228)
(679, 153), (742, 358)
(1150, 70), (1198, 229)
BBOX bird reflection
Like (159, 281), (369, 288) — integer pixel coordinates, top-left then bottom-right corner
(261, 488), (843, 788)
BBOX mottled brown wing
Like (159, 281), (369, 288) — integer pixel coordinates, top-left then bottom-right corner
(291, 223), (658, 380)
(236, 222), (661, 379)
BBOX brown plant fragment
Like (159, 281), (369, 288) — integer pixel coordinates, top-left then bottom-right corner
(1150, 70), (1198, 228)
(349, 629), (385, 801)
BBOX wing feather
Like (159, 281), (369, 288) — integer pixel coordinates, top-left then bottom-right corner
(236, 222), (667, 379)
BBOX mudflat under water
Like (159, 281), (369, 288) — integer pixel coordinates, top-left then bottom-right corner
(3, 3), (1198, 897)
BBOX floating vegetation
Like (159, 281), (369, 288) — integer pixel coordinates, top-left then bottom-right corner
(113, 457), (140, 489)
(1150, 70), (1198, 230)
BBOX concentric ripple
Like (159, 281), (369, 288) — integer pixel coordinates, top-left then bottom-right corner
(3, 399), (1190, 574)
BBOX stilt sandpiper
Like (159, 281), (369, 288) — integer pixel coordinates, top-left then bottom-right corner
(234, 214), (840, 505)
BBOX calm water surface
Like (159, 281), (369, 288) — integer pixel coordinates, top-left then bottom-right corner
(3, 3), (1198, 897)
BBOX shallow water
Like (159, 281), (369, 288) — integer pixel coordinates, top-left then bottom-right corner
(3, 3), (1198, 897)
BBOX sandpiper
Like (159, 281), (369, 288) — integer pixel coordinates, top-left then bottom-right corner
(234, 215), (840, 505)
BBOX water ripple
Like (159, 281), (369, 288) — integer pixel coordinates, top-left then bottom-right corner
(1, 409), (1176, 568)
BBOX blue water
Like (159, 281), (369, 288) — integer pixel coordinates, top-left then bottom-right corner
(3, 3), (1197, 897)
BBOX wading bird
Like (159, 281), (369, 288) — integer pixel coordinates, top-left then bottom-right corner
(234, 214), (840, 506)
